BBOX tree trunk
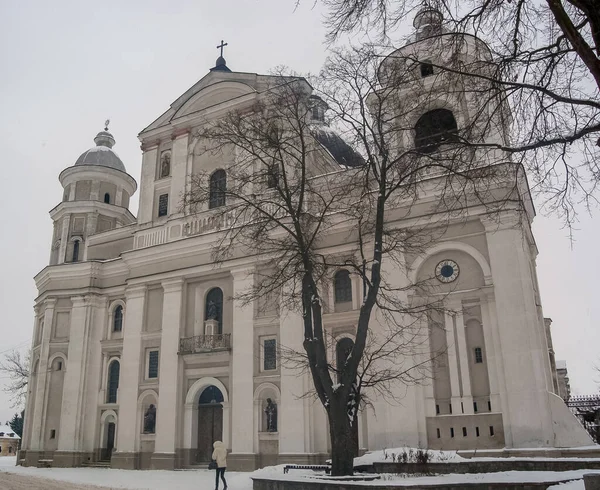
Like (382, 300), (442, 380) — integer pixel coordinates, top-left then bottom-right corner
(328, 404), (355, 476)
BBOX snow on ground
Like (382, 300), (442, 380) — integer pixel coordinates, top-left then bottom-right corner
(0, 456), (599, 489)
(354, 447), (464, 466)
(0, 457), (253, 490)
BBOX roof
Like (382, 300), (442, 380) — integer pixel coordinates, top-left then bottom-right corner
(73, 129), (126, 172)
(556, 360), (567, 370)
(75, 146), (126, 172)
(311, 124), (365, 167)
(0, 425), (20, 439)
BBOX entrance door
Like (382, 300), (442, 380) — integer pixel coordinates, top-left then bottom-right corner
(197, 405), (223, 462)
(101, 422), (116, 461)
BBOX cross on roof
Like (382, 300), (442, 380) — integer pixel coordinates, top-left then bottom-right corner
(217, 40), (228, 58)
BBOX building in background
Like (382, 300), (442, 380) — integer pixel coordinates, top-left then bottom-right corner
(0, 425), (20, 457)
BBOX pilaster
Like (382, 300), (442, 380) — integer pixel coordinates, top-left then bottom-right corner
(278, 301), (307, 456)
(229, 268), (256, 468)
(452, 303), (474, 414)
(169, 132), (189, 218)
(58, 216), (71, 265)
(56, 296), (91, 464)
(29, 298), (56, 450)
(482, 215), (553, 446)
(112, 285), (146, 469)
(152, 279), (184, 470)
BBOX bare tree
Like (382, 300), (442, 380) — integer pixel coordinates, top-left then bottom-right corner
(182, 47), (522, 473)
(317, 0), (600, 229)
(0, 350), (30, 408)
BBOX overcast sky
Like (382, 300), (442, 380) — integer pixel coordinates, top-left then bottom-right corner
(0, 0), (597, 424)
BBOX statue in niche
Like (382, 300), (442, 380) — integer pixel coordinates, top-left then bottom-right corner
(264, 398), (277, 432)
(206, 300), (218, 320)
(160, 152), (171, 178)
(143, 404), (156, 434)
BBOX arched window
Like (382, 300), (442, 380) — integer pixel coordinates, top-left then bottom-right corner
(336, 337), (355, 381)
(334, 270), (352, 303)
(107, 360), (120, 403)
(199, 385), (224, 405)
(113, 305), (123, 332)
(414, 109), (458, 153)
(104, 193), (110, 204)
(205, 287), (224, 334)
(72, 240), (80, 262)
(209, 170), (226, 209)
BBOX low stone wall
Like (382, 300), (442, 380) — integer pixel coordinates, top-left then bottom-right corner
(368, 459), (600, 475)
(585, 473), (600, 490)
(252, 477), (577, 490)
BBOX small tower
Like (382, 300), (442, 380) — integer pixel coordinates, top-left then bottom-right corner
(49, 124), (137, 265)
(377, 4), (507, 155)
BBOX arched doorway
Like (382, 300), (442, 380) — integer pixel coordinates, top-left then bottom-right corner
(197, 385), (224, 463)
(100, 412), (117, 461)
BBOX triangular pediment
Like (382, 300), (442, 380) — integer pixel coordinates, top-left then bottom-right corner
(139, 71), (259, 137)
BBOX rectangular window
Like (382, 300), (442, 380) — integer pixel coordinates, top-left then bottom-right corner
(474, 347), (483, 363)
(148, 350), (159, 379)
(158, 194), (168, 217)
(489, 426), (495, 436)
(461, 402), (464, 414)
(436, 428), (441, 439)
(488, 400), (492, 411)
(420, 61), (434, 77)
(476, 427), (480, 437)
(474, 402), (478, 413)
(263, 338), (277, 371)
(436, 404), (440, 415)
(462, 427), (467, 437)
(450, 427), (454, 438)
(50, 429), (56, 439)
(449, 403), (452, 414)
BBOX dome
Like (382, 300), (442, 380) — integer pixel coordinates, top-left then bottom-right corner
(74, 128), (126, 172)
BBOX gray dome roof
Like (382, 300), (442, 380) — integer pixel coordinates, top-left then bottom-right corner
(74, 129), (126, 172)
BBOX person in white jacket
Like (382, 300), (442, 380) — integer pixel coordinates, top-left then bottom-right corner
(211, 440), (228, 490)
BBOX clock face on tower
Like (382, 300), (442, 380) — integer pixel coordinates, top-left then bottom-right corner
(435, 259), (460, 283)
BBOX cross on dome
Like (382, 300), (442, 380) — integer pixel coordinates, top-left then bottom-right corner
(217, 40), (228, 58)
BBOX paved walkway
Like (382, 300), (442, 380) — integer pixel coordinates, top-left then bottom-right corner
(0, 472), (116, 490)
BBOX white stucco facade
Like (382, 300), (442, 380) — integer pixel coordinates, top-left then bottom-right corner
(20, 15), (592, 471)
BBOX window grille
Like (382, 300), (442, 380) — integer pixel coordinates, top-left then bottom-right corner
(158, 194), (169, 217)
(148, 350), (159, 379)
(263, 339), (277, 371)
(474, 347), (483, 363)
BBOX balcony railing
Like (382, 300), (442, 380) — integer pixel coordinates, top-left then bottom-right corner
(178, 334), (231, 355)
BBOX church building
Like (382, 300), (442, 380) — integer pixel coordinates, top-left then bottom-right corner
(20, 8), (592, 470)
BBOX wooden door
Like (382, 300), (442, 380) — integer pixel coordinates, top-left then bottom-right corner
(196, 405), (223, 463)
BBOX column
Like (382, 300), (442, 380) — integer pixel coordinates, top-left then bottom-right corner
(444, 310), (462, 411)
(278, 302), (307, 460)
(28, 299), (56, 455)
(229, 268), (257, 470)
(55, 296), (92, 466)
(452, 303), (474, 414)
(112, 285), (146, 469)
(22, 307), (40, 451)
(152, 279), (184, 470)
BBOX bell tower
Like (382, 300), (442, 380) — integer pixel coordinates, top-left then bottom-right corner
(377, 4), (509, 156)
(49, 124), (137, 265)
